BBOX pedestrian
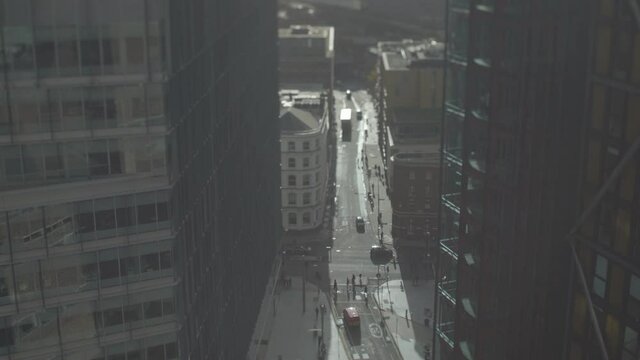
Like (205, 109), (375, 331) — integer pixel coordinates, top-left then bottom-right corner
(315, 306), (319, 320)
(352, 274), (355, 285)
(405, 309), (409, 319)
(333, 279), (337, 292)
(346, 278), (349, 287)
(359, 274), (362, 286)
(393, 257), (397, 269)
(386, 265), (390, 273)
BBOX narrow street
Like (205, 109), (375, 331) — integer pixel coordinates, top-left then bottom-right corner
(328, 88), (403, 360)
(271, 86), (434, 360)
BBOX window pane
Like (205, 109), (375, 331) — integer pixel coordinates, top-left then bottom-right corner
(631, 275), (640, 300)
(144, 300), (162, 320)
(94, 198), (116, 238)
(88, 140), (109, 176)
(44, 203), (76, 247)
(57, 26), (80, 76)
(22, 144), (44, 181)
(65, 142), (88, 178)
(596, 255), (608, 277)
(80, 28), (101, 75)
(140, 254), (159, 273)
(59, 88), (85, 130)
(85, 87), (106, 129)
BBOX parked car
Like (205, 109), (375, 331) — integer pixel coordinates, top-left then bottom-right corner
(343, 307), (360, 327)
(355, 216), (365, 233)
(283, 246), (311, 256)
(346, 89), (352, 100)
(356, 110), (363, 120)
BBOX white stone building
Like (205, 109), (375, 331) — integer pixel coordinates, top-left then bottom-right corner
(279, 91), (329, 230)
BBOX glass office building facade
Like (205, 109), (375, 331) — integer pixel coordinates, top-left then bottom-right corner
(567, 0), (640, 359)
(435, 0), (589, 359)
(0, 0), (280, 359)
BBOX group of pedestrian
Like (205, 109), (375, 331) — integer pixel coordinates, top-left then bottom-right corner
(280, 276), (292, 288)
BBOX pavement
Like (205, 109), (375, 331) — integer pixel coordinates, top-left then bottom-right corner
(373, 279), (434, 360)
(248, 275), (349, 360)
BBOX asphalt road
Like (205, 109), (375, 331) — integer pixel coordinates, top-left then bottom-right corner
(280, 87), (405, 359)
(329, 89), (402, 360)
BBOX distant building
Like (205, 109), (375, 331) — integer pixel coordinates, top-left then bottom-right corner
(279, 91), (330, 231)
(297, 0), (365, 10)
(378, 39), (444, 109)
(388, 150), (440, 249)
(278, 25), (335, 96)
(376, 39), (443, 250)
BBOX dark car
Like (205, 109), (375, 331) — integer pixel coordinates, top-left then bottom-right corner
(356, 110), (363, 120)
(355, 216), (365, 233)
(283, 246), (311, 256)
(346, 89), (352, 100)
(370, 245), (394, 265)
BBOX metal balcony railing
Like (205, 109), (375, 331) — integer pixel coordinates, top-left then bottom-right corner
(440, 237), (459, 260)
(436, 321), (455, 348)
(438, 280), (457, 305)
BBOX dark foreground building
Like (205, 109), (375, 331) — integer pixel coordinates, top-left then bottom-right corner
(435, 0), (589, 359)
(0, 0), (280, 359)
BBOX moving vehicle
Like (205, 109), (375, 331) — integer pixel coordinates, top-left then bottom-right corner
(355, 216), (365, 233)
(356, 110), (363, 120)
(346, 89), (352, 100)
(343, 307), (360, 327)
(370, 245), (394, 265)
(340, 108), (352, 141)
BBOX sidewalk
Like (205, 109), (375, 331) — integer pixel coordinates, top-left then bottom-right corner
(374, 279), (434, 360)
(248, 276), (350, 360)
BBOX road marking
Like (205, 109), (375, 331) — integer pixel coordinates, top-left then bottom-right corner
(369, 323), (383, 338)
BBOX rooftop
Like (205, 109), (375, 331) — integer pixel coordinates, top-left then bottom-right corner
(280, 107), (320, 132)
(278, 25), (335, 58)
(391, 150), (440, 165)
(379, 39), (444, 71)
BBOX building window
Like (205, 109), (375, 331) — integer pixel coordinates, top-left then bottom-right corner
(593, 255), (608, 298)
(288, 175), (296, 186)
(288, 193), (296, 206)
(426, 171), (432, 180)
(303, 192), (311, 205)
(623, 326), (639, 359)
(303, 141), (310, 150)
(315, 139), (319, 149)
(303, 212), (311, 224)
(629, 275), (640, 332)
(303, 157), (310, 168)
(288, 213), (297, 225)
(288, 141), (295, 151)
(288, 158), (296, 168)
(409, 171), (416, 180)
(303, 174), (310, 186)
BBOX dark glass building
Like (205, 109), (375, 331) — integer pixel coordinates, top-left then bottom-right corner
(567, 0), (640, 359)
(0, 0), (280, 359)
(435, 0), (589, 359)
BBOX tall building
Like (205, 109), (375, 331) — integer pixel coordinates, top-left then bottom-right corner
(0, 0), (280, 359)
(377, 39), (443, 249)
(279, 90), (329, 231)
(435, 1), (589, 359)
(567, 1), (640, 359)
